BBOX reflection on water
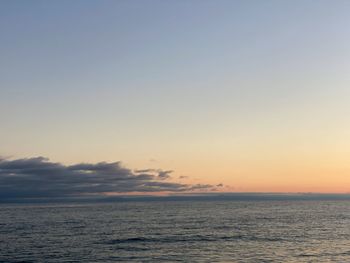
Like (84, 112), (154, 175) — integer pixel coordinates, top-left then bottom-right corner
(1, 200), (350, 262)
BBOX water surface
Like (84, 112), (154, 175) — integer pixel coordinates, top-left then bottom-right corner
(1, 200), (350, 262)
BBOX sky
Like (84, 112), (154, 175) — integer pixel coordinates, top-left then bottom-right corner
(1, 0), (350, 197)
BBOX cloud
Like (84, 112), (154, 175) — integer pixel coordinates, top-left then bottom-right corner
(134, 169), (173, 180)
(157, 170), (173, 179)
(188, 184), (215, 191)
(0, 156), (216, 199)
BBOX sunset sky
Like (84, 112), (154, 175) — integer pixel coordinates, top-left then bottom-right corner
(1, 0), (350, 196)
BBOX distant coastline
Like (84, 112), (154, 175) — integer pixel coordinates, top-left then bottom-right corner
(2, 193), (350, 204)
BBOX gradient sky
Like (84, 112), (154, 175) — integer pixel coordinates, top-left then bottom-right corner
(1, 0), (350, 193)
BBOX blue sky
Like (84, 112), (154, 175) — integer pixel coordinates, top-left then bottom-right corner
(1, 0), (350, 193)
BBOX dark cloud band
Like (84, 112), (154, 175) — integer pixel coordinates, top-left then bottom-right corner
(0, 156), (215, 198)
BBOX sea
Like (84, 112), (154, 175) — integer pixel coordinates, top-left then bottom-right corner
(1, 198), (350, 262)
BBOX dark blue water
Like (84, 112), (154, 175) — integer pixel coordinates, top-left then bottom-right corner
(1, 200), (350, 262)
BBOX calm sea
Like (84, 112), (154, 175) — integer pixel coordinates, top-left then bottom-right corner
(1, 200), (350, 262)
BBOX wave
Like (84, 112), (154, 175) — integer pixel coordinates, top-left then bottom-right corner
(105, 234), (285, 245)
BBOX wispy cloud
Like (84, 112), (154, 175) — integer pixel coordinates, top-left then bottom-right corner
(134, 169), (173, 180)
(0, 156), (216, 199)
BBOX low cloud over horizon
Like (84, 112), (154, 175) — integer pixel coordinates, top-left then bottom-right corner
(0, 156), (218, 199)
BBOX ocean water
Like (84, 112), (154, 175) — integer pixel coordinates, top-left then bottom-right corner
(1, 200), (350, 262)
